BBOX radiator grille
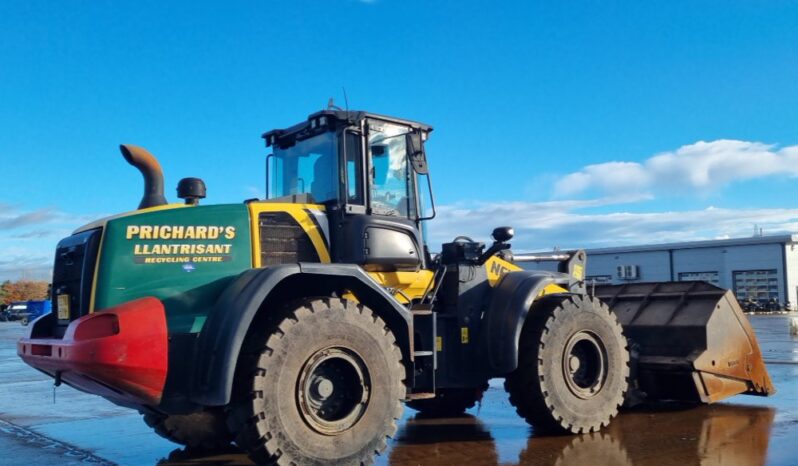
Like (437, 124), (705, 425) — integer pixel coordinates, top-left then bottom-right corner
(259, 212), (320, 266)
(52, 228), (102, 335)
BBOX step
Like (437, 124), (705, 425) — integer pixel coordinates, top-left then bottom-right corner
(414, 350), (434, 357)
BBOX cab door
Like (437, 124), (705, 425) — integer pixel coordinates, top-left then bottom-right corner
(331, 119), (424, 272)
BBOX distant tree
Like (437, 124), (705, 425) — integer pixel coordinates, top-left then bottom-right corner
(0, 281), (8, 305)
(2, 280), (49, 304)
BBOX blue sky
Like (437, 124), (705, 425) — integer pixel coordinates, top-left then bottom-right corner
(2, 1), (798, 280)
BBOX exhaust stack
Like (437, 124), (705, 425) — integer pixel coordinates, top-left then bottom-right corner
(120, 144), (167, 209)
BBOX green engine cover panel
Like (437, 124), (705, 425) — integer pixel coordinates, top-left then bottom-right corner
(94, 204), (252, 333)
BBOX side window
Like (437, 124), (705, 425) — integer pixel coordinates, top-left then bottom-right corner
(367, 121), (415, 217)
(344, 131), (364, 204)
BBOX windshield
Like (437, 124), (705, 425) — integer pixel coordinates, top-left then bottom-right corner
(270, 131), (337, 203)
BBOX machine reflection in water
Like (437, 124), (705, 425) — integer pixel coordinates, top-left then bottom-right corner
(156, 403), (774, 466)
(389, 405), (774, 466)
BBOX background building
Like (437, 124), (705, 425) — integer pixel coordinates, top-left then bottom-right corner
(523, 235), (798, 307)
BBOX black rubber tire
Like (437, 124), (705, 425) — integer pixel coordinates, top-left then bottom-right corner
(505, 294), (629, 434)
(228, 297), (406, 466)
(142, 408), (233, 450)
(406, 384), (489, 416)
(20, 316), (28, 326)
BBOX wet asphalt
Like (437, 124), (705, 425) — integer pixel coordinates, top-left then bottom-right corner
(1, 315), (797, 466)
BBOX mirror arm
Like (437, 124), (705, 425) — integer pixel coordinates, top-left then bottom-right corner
(477, 242), (511, 265)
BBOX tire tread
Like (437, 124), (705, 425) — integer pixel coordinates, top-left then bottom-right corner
(504, 295), (629, 434)
(228, 297), (405, 465)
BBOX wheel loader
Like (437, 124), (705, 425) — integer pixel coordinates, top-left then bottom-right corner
(18, 109), (774, 465)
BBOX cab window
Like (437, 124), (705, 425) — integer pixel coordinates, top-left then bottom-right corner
(367, 121), (416, 217)
(270, 131), (337, 203)
(344, 131), (364, 204)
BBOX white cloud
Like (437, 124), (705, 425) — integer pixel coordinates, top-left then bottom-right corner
(6, 199), (792, 281)
(245, 185), (265, 199)
(554, 140), (798, 197)
(426, 202), (798, 252)
(0, 205), (102, 281)
(5, 136), (798, 281)
(0, 204), (58, 230)
(0, 246), (52, 281)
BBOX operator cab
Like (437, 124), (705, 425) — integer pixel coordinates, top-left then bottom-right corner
(262, 110), (435, 271)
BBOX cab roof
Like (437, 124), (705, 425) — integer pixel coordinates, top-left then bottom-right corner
(262, 110), (433, 148)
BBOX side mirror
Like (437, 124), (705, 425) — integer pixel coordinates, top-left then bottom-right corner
(492, 226), (514, 243)
(405, 132), (428, 174)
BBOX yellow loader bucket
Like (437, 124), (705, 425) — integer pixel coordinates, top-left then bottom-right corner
(594, 281), (775, 404)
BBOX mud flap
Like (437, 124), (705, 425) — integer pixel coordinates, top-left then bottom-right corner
(594, 281), (775, 404)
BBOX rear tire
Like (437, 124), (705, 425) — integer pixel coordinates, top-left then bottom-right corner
(406, 384), (489, 416)
(143, 408), (232, 450)
(229, 297), (406, 466)
(505, 294), (629, 434)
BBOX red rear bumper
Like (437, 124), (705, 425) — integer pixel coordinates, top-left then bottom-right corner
(18, 297), (168, 408)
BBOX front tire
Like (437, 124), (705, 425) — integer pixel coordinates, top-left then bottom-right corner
(229, 298), (406, 466)
(505, 294), (629, 434)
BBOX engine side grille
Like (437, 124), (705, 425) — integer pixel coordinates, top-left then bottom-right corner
(52, 228), (102, 332)
(259, 212), (320, 266)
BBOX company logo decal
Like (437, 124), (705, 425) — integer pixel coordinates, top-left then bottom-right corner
(126, 225), (236, 264)
(490, 260), (511, 278)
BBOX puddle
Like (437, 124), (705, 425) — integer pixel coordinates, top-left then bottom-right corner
(2, 315), (797, 465)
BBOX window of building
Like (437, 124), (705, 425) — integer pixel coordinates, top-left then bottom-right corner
(678, 271), (719, 285)
(616, 265), (639, 280)
(733, 269), (779, 303)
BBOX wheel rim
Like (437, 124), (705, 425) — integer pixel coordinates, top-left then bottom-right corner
(296, 347), (371, 435)
(562, 331), (608, 399)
